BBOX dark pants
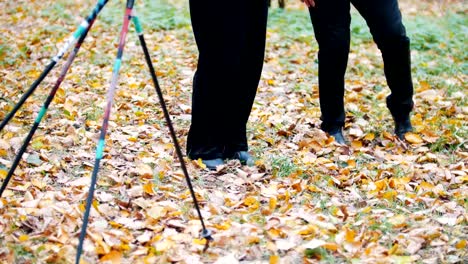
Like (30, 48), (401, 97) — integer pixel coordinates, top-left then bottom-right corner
(309, 0), (414, 132)
(187, 0), (268, 159)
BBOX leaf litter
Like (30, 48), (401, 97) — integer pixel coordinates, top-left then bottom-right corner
(0, 0), (467, 263)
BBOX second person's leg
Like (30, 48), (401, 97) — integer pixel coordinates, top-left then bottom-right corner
(308, 0), (351, 142)
(352, 0), (414, 138)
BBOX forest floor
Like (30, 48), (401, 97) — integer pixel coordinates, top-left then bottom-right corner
(0, 0), (466, 263)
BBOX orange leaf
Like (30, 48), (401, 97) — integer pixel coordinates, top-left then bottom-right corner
(345, 228), (356, 243)
(99, 250), (122, 264)
(269, 255), (280, 264)
(351, 140), (362, 149)
(455, 240), (466, 249)
(323, 243), (339, 251)
(143, 183), (155, 195)
(247, 236), (260, 244)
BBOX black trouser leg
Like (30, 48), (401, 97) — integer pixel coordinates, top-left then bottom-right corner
(352, 0), (414, 121)
(187, 0), (268, 159)
(224, 0), (268, 155)
(309, 0), (414, 131)
(309, 0), (351, 132)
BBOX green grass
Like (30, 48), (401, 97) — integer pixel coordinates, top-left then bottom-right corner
(268, 154), (299, 178)
(100, 0), (190, 31)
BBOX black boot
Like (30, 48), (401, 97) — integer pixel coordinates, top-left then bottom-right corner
(225, 151), (254, 166)
(328, 128), (347, 145)
(201, 158), (224, 170)
(394, 118), (413, 140)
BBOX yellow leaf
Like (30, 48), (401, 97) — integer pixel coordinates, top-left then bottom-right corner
(99, 250), (122, 264)
(308, 185), (320, 192)
(347, 159), (356, 168)
(383, 190), (397, 201)
(247, 236), (260, 244)
(267, 79), (275, 85)
(193, 238), (207, 245)
(143, 183), (154, 195)
(267, 228), (282, 238)
(364, 133), (375, 141)
(92, 200), (99, 212)
(214, 222), (231, 230)
(244, 196), (260, 211)
(18, 234), (29, 242)
(120, 243), (131, 251)
(345, 228), (355, 243)
(361, 206), (372, 214)
(383, 131), (394, 140)
(196, 158), (206, 169)
(269, 197), (277, 211)
(456, 240), (466, 249)
(351, 140), (362, 149)
(420, 181), (435, 190)
(0, 169), (7, 179)
(374, 179), (387, 191)
(418, 80), (431, 92)
(298, 225), (318, 236)
(323, 243), (339, 251)
(79, 203), (85, 212)
(269, 255), (280, 264)
(389, 244), (399, 255)
(405, 132), (423, 144)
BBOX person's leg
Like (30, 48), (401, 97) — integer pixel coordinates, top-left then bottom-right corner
(309, 0), (351, 138)
(224, 0), (268, 162)
(352, 0), (414, 137)
(187, 0), (246, 164)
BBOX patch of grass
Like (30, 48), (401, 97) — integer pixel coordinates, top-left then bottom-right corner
(305, 247), (337, 263)
(100, 0), (190, 31)
(268, 8), (314, 43)
(268, 155), (299, 178)
(10, 244), (36, 263)
(84, 105), (104, 122)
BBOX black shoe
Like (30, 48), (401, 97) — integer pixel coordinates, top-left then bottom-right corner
(395, 118), (413, 140)
(227, 151), (254, 166)
(329, 129), (347, 145)
(201, 158), (224, 170)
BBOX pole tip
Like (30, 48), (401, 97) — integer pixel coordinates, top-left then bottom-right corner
(200, 229), (213, 252)
(201, 229), (213, 241)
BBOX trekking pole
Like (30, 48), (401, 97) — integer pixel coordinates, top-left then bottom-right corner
(0, 2), (106, 198)
(75, 1), (134, 263)
(0, 0), (109, 132)
(132, 13), (213, 245)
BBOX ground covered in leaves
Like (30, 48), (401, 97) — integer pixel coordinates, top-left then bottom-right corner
(0, 0), (467, 263)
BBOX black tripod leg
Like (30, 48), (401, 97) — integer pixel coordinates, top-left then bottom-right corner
(132, 14), (213, 244)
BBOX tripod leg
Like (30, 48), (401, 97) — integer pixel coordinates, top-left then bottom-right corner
(0, 4), (102, 198)
(75, 1), (135, 263)
(132, 14), (213, 244)
(0, 0), (109, 132)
